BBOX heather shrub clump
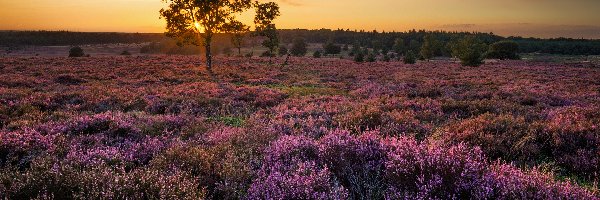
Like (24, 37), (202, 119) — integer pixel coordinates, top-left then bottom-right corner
(1, 56), (599, 199)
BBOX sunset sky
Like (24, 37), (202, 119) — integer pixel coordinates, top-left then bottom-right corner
(1, 0), (600, 38)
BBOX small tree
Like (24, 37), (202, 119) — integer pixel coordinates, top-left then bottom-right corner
(354, 51), (365, 62)
(160, 0), (277, 70)
(227, 21), (250, 56)
(486, 40), (520, 60)
(420, 34), (436, 60)
(404, 50), (417, 64)
(393, 38), (406, 56)
(366, 52), (376, 62)
(313, 50), (322, 58)
(69, 46), (85, 57)
(323, 41), (341, 55)
(254, 2), (280, 61)
(290, 37), (307, 56)
(451, 36), (488, 67)
(278, 45), (288, 57)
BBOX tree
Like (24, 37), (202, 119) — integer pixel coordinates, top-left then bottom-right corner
(160, 0), (277, 70)
(486, 40), (520, 60)
(228, 21), (249, 56)
(278, 45), (288, 56)
(404, 50), (417, 64)
(350, 40), (361, 56)
(290, 38), (307, 56)
(366, 52), (376, 62)
(409, 39), (421, 53)
(323, 41), (341, 55)
(313, 50), (322, 58)
(451, 36), (488, 67)
(371, 40), (382, 54)
(420, 34), (436, 60)
(254, 2), (280, 60)
(354, 50), (365, 62)
(393, 38), (406, 56)
(69, 46), (85, 57)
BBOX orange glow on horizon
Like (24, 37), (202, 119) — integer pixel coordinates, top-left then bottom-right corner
(0, 0), (599, 38)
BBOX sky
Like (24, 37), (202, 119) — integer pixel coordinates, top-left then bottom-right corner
(1, 0), (600, 38)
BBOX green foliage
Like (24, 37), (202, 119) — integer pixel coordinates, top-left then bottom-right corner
(451, 36), (488, 67)
(420, 34), (436, 60)
(254, 2), (281, 59)
(208, 116), (245, 127)
(404, 50), (417, 64)
(354, 51), (365, 62)
(227, 21), (250, 56)
(486, 40), (520, 60)
(313, 50), (322, 58)
(160, 0), (278, 69)
(393, 38), (406, 55)
(68, 46), (85, 57)
(290, 38), (308, 56)
(366, 52), (376, 62)
(382, 55), (391, 62)
(323, 41), (342, 55)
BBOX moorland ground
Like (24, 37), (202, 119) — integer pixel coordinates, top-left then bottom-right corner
(1, 55), (600, 199)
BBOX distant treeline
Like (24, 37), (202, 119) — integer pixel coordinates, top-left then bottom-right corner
(0, 31), (164, 46)
(2, 30), (600, 55)
(278, 29), (600, 55)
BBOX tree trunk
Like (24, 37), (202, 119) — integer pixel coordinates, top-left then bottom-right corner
(205, 36), (213, 70)
(238, 47), (241, 56)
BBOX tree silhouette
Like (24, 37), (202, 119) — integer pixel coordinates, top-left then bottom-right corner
(290, 38), (308, 56)
(254, 1), (280, 61)
(227, 21), (250, 56)
(160, 0), (277, 70)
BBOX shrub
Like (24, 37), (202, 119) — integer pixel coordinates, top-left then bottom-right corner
(404, 50), (417, 64)
(353, 51), (365, 62)
(323, 41), (342, 55)
(313, 50), (322, 58)
(384, 138), (491, 199)
(366, 52), (376, 62)
(441, 114), (534, 162)
(451, 36), (487, 67)
(290, 37), (307, 56)
(120, 50), (132, 56)
(319, 130), (387, 199)
(486, 40), (520, 60)
(69, 46), (85, 57)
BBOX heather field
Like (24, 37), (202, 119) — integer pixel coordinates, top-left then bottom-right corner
(2, 55), (600, 199)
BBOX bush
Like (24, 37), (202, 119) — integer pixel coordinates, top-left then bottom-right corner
(354, 51), (365, 62)
(120, 50), (131, 56)
(366, 53), (376, 62)
(290, 38), (307, 56)
(323, 41), (342, 55)
(486, 40), (520, 60)
(451, 36), (487, 67)
(319, 131), (387, 199)
(404, 50), (417, 64)
(69, 46), (85, 57)
(313, 50), (322, 58)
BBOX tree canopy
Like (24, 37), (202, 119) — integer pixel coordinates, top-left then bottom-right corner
(160, 0), (278, 70)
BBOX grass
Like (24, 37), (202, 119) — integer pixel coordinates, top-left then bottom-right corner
(207, 116), (246, 127)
